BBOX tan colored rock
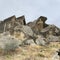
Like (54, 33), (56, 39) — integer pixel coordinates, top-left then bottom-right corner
(16, 15), (26, 25)
(27, 16), (48, 34)
(13, 31), (26, 41)
(0, 15), (26, 33)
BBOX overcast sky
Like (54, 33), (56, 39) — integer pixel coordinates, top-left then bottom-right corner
(0, 0), (60, 27)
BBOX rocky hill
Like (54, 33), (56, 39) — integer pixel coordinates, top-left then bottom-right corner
(0, 15), (60, 60)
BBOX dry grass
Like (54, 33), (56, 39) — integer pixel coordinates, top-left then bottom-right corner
(0, 42), (60, 60)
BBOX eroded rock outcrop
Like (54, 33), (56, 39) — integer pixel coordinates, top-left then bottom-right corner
(41, 25), (60, 37)
(0, 15), (60, 46)
(0, 15), (26, 33)
(27, 16), (48, 34)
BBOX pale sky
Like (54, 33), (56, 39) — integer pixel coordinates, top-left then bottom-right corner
(0, 0), (60, 27)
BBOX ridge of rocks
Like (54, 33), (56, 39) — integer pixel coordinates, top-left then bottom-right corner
(0, 15), (60, 46)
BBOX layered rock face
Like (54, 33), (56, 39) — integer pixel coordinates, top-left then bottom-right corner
(27, 16), (48, 34)
(0, 15), (60, 46)
(0, 15), (26, 33)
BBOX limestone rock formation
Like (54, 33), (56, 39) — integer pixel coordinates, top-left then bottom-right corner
(0, 15), (60, 46)
(35, 35), (46, 46)
(0, 15), (60, 60)
(20, 25), (34, 37)
(0, 15), (26, 33)
(0, 34), (20, 53)
(27, 16), (48, 34)
(41, 25), (60, 37)
(22, 39), (35, 45)
(46, 35), (60, 42)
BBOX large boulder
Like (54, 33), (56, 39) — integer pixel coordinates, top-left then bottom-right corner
(22, 39), (35, 45)
(14, 25), (34, 40)
(27, 16), (48, 35)
(35, 35), (46, 46)
(20, 25), (34, 37)
(46, 35), (60, 42)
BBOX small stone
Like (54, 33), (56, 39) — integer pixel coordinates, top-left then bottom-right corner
(23, 39), (35, 45)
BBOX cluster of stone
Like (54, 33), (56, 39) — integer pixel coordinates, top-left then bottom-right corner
(0, 15), (60, 46)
